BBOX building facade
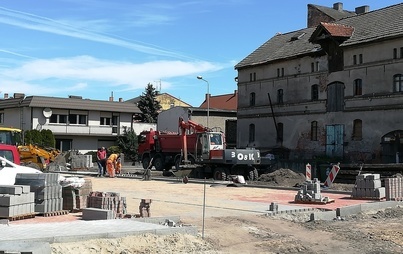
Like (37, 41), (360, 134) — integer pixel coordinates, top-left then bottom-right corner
(235, 3), (403, 163)
(0, 94), (155, 153)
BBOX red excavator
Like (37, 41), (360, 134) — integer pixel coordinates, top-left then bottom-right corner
(137, 117), (260, 180)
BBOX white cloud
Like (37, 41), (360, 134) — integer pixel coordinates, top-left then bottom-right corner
(0, 55), (226, 95)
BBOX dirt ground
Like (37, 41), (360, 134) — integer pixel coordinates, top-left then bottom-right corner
(48, 169), (403, 254)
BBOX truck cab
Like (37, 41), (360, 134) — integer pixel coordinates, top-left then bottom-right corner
(0, 144), (21, 164)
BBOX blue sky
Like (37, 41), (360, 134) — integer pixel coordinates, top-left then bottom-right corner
(0, 1), (401, 106)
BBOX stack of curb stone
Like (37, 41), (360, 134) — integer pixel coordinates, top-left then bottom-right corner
(352, 173), (385, 200)
(385, 177), (403, 201)
(15, 173), (63, 214)
(62, 177), (92, 211)
(0, 185), (35, 219)
(87, 191), (127, 218)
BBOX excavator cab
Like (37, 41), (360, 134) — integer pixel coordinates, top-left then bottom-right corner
(195, 132), (224, 161)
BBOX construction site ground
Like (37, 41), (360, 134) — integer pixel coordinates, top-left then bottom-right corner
(2, 167), (403, 254)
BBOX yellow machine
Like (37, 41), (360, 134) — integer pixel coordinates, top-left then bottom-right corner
(0, 127), (62, 170)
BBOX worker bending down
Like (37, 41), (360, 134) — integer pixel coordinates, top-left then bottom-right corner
(106, 153), (121, 177)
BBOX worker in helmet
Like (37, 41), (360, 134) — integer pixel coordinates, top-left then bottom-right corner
(106, 153), (121, 178)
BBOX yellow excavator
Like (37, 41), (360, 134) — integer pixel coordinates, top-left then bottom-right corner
(0, 127), (64, 170)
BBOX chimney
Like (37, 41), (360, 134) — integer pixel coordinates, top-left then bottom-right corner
(333, 2), (343, 11)
(355, 5), (369, 14)
(4, 93), (8, 99)
(109, 91), (114, 102)
(13, 93), (25, 99)
(119, 98), (123, 102)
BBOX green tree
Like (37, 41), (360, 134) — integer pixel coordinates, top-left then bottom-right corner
(137, 83), (162, 123)
(24, 129), (42, 145)
(40, 129), (56, 147)
(24, 129), (56, 147)
(116, 127), (138, 162)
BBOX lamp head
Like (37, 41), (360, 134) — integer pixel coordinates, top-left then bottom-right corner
(197, 76), (203, 80)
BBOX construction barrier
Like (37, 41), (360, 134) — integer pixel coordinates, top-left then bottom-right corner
(324, 163), (340, 187)
(305, 163), (312, 181)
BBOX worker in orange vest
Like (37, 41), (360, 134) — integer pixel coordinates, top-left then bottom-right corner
(106, 153), (121, 177)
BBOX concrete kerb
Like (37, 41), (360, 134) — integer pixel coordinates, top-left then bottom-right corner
(0, 241), (51, 254)
(310, 210), (337, 221)
(311, 201), (403, 221)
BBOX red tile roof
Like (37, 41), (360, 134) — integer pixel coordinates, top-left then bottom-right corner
(199, 90), (237, 110)
(320, 22), (354, 37)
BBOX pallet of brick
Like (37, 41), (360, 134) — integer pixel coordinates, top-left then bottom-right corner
(87, 191), (127, 219)
(0, 185), (35, 220)
(385, 177), (403, 201)
(352, 173), (386, 200)
(62, 177), (92, 211)
(14, 173), (64, 215)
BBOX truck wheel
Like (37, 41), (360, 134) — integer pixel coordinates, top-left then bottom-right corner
(142, 157), (151, 169)
(153, 156), (164, 171)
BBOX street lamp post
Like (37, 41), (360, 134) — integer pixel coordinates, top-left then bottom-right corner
(197, 76), (209, 128)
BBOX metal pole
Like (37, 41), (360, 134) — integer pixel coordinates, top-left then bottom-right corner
(206, 81), (209, 128)
(202, 177), (206, 239)
(197, 76), (210, 128)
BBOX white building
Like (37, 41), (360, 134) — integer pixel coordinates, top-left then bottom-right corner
(0, 94), (155, 153)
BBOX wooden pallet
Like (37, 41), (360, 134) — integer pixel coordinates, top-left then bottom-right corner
(40, 210), (70, 217)
(294, 198), (335, 205)
(5, 213), (36, 221)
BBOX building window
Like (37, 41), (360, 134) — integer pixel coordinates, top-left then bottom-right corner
(277, 89), (283, 104)
(253, 72), (256, 81)
(311, 62), (315, 72)
(359, 54), (363, 64)
(393, 74), (403, 92)
(249, 73), (253, 81)
(311, 121), (318, 141)
(277, 68), (280, 77)
(281, 68), (284, 77)
(68, 114), (87, 125)
(100, 117), (111, 126)
(249, 124), (255, 143)
(353, 79), (362, 96)
(311, 84), (319, 101)
(249, 93), (256, 107)
(316, 61), (319, 71)
(400, 47), (403, 58)
(249, 92), (256, 106)
(326, 82), (344, 112)
(277, 123), (283, 142)
(353, 55), (357, 65)
(393, 48), (398, 59)
(49, 114), (68, 124)
(352, 119), (362, 140)
(0, 112), (3, 124)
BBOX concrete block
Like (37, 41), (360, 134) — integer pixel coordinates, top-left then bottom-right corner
(0, 185), (23, 195)
(366, 179), (381, 189)
(82, 208), (114, 220)
(336, 204), (362, 217)
(310, 210), (337, 221)
(366, 174), (380, 180)
(375, 187), (386, 199)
